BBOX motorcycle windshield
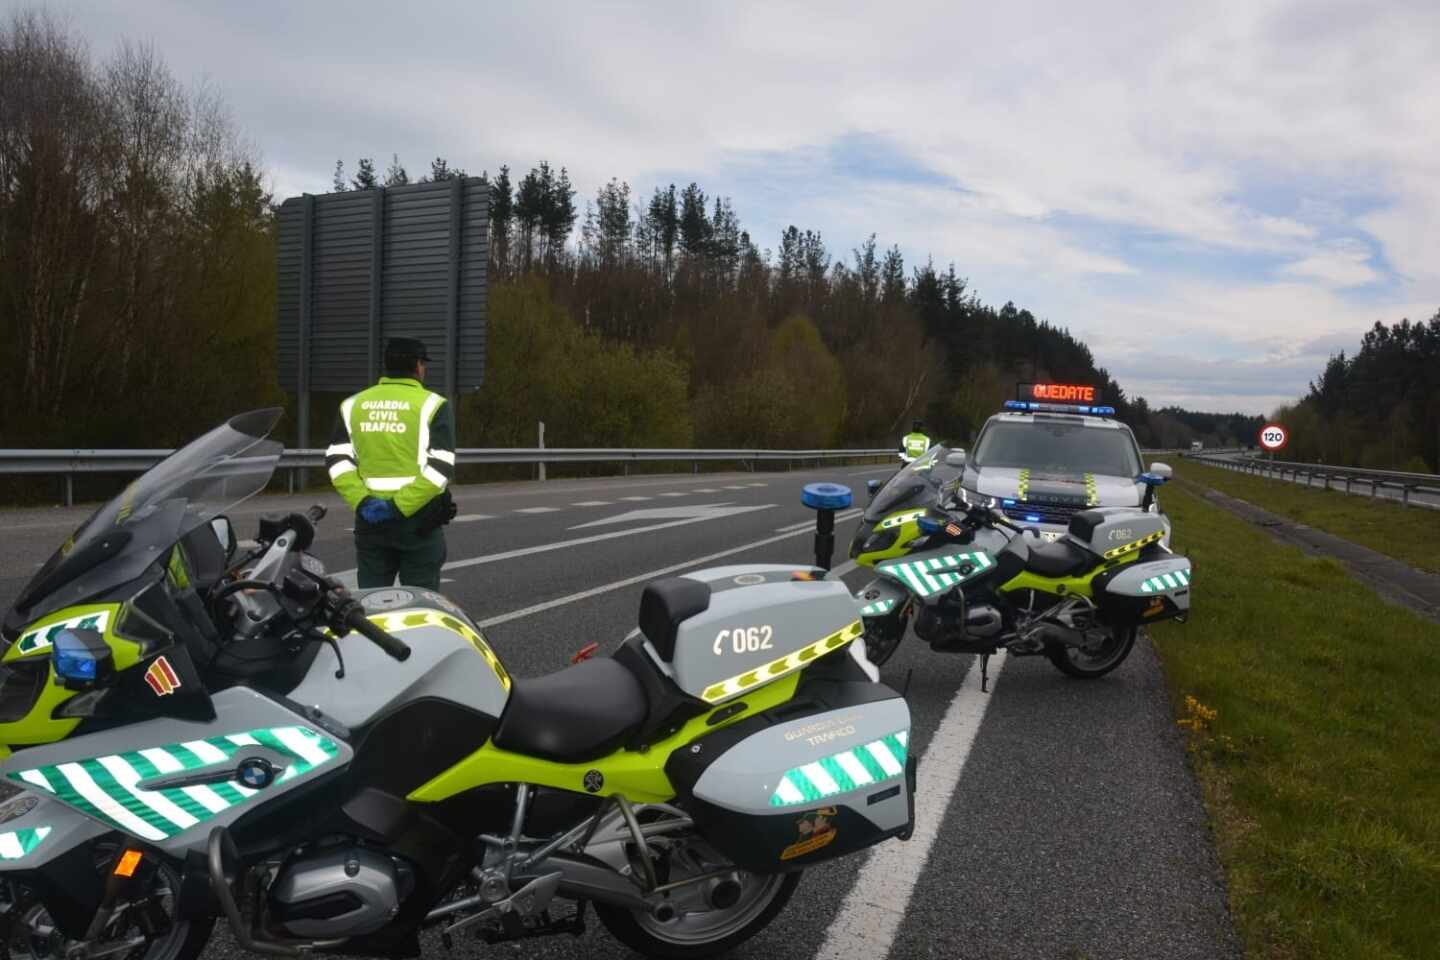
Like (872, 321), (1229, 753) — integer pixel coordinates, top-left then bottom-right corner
(865, 445), (962, 520)
(6, 409), (284, 631)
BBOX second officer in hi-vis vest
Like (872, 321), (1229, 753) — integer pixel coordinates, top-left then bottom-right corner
(326, 337), (457, 589)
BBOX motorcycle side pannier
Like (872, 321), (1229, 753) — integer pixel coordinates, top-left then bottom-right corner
(666, 692), (915, 873)
(1100, 554), (1192, 625)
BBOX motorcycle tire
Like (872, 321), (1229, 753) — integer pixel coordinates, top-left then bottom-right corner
(594, 870), (800, 959)
(1044, 626), (1137, 679)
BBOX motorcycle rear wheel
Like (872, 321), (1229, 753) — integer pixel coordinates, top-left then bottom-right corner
(593, 834), (800, 960)
(1045, 626), (1137, 678)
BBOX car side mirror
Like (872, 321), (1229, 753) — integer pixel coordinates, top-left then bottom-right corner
(1147, 462), (1173, 481)
(945, 450), (967, 467)
(210, 516), (237, 561)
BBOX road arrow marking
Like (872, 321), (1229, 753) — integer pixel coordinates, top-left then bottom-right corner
(569, 503), (772, 530)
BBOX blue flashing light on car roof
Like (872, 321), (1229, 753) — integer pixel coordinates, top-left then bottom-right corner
(1003, 400), (1116, 416)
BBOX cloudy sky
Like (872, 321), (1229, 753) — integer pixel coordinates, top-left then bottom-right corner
(37, 0), (1440, 414)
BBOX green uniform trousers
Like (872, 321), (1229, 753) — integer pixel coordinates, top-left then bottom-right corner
(355, 512), (448, 590)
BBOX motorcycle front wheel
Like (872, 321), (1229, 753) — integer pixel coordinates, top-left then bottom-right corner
(593, 835), (800, 960)
(1045, 625), (1137, 679)
(3, 851), (213, 960)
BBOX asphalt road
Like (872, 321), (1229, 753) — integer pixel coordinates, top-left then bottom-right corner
(0, 468), (1239, 959)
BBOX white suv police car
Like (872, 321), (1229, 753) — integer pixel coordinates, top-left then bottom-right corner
(952, 388), (1173, 544)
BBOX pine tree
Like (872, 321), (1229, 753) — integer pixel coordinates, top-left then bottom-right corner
(678, 183), (710, 257)
(881, 245), (906, 304)
(351, 157), (378, 190)
(384, 153), (409, 186)
(594, 178), (632, 267)
(331, 159), (348, 192)
(490, 164), (512, 276)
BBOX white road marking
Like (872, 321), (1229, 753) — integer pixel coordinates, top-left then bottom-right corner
(334, 506), (781, 586)
(452, 514), (493, 522)
(694, 488), (720, 493)
(514, 507), (560, 514)
(747, 482), (768, 487)
(815, 652), (1006, 960)
(478, 523), (849, 628)
(619, 495), (653, 501)
(849, 466), (899, 476)
(571, 501), (611, 507)
(722, 485), (749, 490)
(569, 503), (766, 530)
(659, 492), (686, 497)
(776, 509), (862, 533)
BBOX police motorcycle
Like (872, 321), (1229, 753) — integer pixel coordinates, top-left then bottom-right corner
(0, 410), (916, 960)
(848, 451), (1190, 680)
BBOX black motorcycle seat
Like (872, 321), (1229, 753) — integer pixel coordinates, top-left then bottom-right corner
(1023, 538), (1095, 578)
(493, 658), (648, 763)
(638, 577), (711, 661)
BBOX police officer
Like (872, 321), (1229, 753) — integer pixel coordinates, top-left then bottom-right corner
(900, 419), (930, 463)
(326, 338), (456, 589)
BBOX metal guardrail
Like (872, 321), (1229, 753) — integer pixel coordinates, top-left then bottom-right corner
(0, 447), (896, 506)
(1186, 452), (1440, 508)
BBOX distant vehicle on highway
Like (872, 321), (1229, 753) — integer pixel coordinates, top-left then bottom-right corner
(1191, 440), (1204, 451)
(952, 384), (1173, 546)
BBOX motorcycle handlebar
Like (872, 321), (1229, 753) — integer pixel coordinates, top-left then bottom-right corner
(343, 605), (412, 661)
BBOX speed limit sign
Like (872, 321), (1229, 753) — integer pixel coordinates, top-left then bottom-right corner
(1259, 423), (1287, 451)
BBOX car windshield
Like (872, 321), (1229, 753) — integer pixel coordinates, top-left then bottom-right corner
(973, 421), (1141, 477)
(866, 444), (964, 518)
(7, 409), (284, 629)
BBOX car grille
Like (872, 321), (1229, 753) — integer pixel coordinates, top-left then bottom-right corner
(1002, 503), (1080, 526)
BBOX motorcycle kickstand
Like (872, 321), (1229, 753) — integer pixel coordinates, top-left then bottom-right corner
(979, 653), (990, 693)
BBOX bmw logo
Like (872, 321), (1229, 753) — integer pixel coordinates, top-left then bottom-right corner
(237, 758), (278, 789)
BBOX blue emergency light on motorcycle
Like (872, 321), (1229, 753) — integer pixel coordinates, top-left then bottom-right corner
(52, 628), (114, 686)
(801, 483), (852, 511)
(916, 516), (943, 535)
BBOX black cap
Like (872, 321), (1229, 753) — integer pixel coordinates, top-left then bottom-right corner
(384, 337), (432, 361)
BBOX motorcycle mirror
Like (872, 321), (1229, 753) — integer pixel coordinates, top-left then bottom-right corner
(866, 479), (882, 497)
(210, 516), (237, 561)
(944, 450), (967, 467)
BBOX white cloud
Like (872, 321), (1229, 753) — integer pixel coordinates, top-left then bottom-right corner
(45, 0), (1440, 412)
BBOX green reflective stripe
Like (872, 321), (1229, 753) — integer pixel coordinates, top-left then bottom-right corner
(8, 726), (342, 841)
(769, 730), (911, 807)
(860, 598), (897, 616)
(0, 826), (51, 860)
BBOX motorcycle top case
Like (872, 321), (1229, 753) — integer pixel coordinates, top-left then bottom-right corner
(667, 694), (914, 873)
(651, 569), (864, 705)
(1102, 554), (1192, 625)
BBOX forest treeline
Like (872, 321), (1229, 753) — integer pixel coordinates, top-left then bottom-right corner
(1276, 312), (1440, 472)
(4, 10), (1266, 465)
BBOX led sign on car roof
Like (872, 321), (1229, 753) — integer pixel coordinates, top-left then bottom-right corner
(1018, 382), (1096, 403)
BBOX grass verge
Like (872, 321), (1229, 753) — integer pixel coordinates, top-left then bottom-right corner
(1149, 483), (1440, 959)
(1178, 460), (1440, 574)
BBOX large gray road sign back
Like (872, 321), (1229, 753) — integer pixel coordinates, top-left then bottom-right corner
(276, 177), (489, 398)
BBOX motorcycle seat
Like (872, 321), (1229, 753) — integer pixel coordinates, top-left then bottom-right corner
(638, 577), (711, 661)
(492, 658), (647, 763)
(1022, 538), (1095, 578)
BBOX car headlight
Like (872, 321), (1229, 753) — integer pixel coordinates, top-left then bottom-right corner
(957, 487), (997, 508)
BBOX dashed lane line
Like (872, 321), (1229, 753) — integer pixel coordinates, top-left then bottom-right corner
(476, 522), (855, 629)
(814, 651), (1007, 960)
(619, 496), (653, 501)
(334, 508), (779, 587)
(452, 514), (493, 523)
(514, 507), (560, 514)
(571, 501), (610, 507)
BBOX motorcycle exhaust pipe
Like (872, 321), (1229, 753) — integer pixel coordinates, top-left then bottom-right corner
(207, 827), (347, 957)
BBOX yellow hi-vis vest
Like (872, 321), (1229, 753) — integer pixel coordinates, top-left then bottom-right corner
(902, 432), (930, 459)
(326, 377), (455, 518)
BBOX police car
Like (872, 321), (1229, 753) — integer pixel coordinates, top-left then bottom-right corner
(952, 383), (1173, 544)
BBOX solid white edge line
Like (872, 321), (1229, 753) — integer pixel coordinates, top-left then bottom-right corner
(776, 509), (863, 533)
(814, 651), (1007, 960)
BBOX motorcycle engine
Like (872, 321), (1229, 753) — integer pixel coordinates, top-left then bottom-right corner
(914, 601), (1003, 648)
(269, 846), (414, 938)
